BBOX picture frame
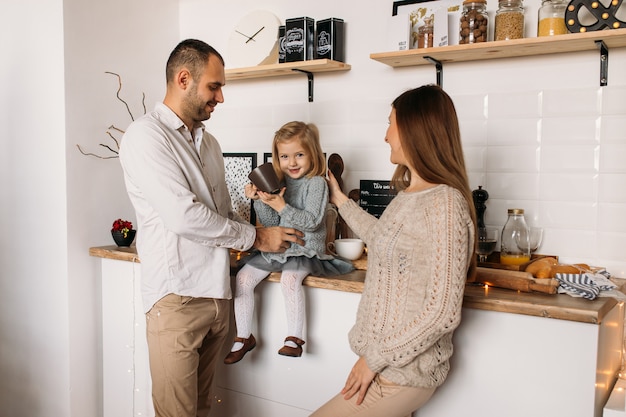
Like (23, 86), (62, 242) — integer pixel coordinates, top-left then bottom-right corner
(392, 0), (430, 15)
(263, 152), (273, 164)
(223, 153), (257, 225)
(392, 0), (462, 47)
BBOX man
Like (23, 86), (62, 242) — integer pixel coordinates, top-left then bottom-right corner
(119, 39), (304, 417)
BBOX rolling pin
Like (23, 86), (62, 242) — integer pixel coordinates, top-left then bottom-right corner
(475, 267), (559, 294)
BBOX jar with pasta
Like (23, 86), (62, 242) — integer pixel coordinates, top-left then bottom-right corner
(459, 0), (489, 44)
(495, 0), (525, 40)
(537, 0), (568, 36)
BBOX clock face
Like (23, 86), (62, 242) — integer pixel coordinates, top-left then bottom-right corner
(227, 10), (282, 68)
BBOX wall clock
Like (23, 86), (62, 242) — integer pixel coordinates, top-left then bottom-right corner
(227, 10), (282, 68)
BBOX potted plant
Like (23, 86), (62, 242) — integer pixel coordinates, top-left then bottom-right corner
(111, 218), (136, 247)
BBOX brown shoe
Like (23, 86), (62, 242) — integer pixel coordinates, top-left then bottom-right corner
(224, 334), (256, 364)
(278, 336), (305, 357)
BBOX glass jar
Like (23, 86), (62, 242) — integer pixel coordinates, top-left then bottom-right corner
(500, 208), (531, 265)
(537, 0), (568, 36)
(459, 0), (489, 44)
(418, 16), (434, 48)
(495, 0), (525, 41)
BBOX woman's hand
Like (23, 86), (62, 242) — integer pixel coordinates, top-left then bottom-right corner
(244, 183), (260, 200)
(340, 356), (377, 406)
(257, 188), (286, 212)
(327, 170), (349, 208)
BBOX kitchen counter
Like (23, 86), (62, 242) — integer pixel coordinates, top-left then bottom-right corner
(92, 245), (624, 417)
(90, 245), (620, 324)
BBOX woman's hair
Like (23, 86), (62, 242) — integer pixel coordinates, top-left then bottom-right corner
(165, 39), (224, 84)
(271, 121), (326, 181)
(391, 84), (477, 279)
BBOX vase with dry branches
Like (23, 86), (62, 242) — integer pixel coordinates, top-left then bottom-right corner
(76, 71), (146, 159)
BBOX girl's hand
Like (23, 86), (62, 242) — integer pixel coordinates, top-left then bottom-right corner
(257, 187), (286, 212)
(327, 170), (349, 208)
(340, 357), (376, 405)
(244, 183), (260, 200)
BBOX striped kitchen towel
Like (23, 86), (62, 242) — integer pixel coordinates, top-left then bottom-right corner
(555, 270), (615, 300)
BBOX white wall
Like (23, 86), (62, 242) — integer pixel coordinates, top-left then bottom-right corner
(0, 0), (624, 416)
(63, 0), (179, 416)
(1, 0), (177, 416)
(181, 0), (626, 276)
(0, 1), (69, 416)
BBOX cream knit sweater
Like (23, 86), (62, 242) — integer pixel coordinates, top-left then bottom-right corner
(339, 184), (474, 388)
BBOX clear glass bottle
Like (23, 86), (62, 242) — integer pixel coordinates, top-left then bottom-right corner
(418, 16), (434, 48)
(537, 0), (568, 36)
(500, 208), (531, 265)
(495, 0), (525, 41)
(459, 0), (489, 44)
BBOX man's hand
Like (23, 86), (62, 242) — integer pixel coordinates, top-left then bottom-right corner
(244, 183), (260, 200)
(253, 226), (304, 253)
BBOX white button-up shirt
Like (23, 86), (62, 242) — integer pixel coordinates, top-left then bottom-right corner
(119, 103), (256, 312)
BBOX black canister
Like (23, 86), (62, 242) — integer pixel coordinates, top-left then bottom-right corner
(315, 18), (345, 61)
(285, 17), (315, 62)
(278, 26), (286, 63)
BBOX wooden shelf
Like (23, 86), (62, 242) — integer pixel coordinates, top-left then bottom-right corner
(370, 28), (626, 67)
(225, 59), (351, 81)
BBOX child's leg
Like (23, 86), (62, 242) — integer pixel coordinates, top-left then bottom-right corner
(280, 269), (309, 347)
(232, 264), (270, 350)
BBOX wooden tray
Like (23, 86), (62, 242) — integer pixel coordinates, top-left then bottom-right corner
(478, 252), (558, 272)
(474, 267), (559, 294)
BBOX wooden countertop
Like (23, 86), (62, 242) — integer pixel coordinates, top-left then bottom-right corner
(90, 245), (621, 325)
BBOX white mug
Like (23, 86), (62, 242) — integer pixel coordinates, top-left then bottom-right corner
(327, 238), (364, 260)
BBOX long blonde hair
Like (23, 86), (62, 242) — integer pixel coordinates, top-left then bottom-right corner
(271, 121), (326, 181)
(391, 85), (477, 279)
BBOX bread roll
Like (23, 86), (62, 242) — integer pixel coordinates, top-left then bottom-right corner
(525, 257), (558, 278)
(549, 264), (586, 277)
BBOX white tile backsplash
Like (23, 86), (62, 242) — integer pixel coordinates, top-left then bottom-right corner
(485, 118), (540, 145)
(540, 201), (598, 230)
(600, 115), (626, 144)
(538, 173), (598, 202)
(599, 144), (626, 173)
(454, 94), (488, 120)
(542, 87), (602, 117)
(210, 40), (626, 275)
(541, 116), (600, 144)
(488, 91), (542, 118)
(541, 145), (599, 173)
(486, 146), (539, 173)
(485, 172), (539, 200)
(598, 203), (626, 233)
(598, 173), (626, 204)
(459, 120), (487, 145)
(602, 85), (626, 115)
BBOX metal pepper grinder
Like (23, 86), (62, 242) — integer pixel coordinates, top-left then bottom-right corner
(472, 186), (489, 240)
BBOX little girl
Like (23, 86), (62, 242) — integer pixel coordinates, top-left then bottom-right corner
(224, 121), (354, 364)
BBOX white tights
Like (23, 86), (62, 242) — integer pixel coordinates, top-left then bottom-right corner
(232, 263), (308, 350)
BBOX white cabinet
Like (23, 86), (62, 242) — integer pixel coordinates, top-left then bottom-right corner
(98, 255), (623, 417)
(101, 258), (153, 417)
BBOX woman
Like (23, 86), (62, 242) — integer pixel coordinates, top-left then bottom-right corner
(311, 85), (477, 417)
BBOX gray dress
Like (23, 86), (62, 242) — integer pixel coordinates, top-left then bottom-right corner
(240, 175), (354, 276)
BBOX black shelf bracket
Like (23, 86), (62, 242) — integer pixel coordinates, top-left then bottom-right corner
(424, 56), (443, 87)
(595, 40), (608, 86)
(292, 68), (314, 102)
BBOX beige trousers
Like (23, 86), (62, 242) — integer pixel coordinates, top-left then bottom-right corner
(146, 294), (230, 417)
(310, 375), (436, 417)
